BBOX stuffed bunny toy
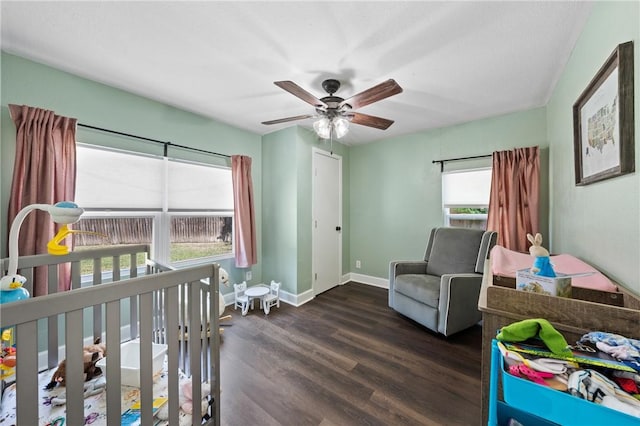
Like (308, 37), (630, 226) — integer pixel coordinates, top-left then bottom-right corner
(527, 233), (556, 277)
(156, 379), (212, 426)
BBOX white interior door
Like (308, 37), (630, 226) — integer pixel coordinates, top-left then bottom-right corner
(312, 149), (342, 295)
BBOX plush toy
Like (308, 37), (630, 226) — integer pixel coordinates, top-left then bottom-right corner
(527, 233), (556, 278)
(218, 267), (229, 316)
(45, 338), (107, 389)
(156, 379), (212, 426)
(50, 376), (106, 405)
(0, 275), (29, 304)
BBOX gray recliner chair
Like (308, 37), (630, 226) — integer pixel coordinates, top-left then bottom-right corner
(389, 227), (497, 336)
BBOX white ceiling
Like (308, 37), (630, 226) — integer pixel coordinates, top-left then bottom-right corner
(1, 1), (592, 146)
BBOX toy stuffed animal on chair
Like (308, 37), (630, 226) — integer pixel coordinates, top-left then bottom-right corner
(527, 233), (556, 278)
(156, 379), (212, 426)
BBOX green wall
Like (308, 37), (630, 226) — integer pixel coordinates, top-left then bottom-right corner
(547, 1), (640, 295)
(261, 127), (299, 294)
(261, 125), (349, 297)
(0, 52), (263, 297)
(348, 108), (549, 279)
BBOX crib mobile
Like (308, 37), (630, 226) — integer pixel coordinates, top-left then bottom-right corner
(0, 201), (101, 379)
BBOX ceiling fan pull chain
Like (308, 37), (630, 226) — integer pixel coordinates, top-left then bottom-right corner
(330, 124), (334, 155)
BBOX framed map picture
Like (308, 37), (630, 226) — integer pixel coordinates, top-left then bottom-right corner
(573, 41), (634, 186)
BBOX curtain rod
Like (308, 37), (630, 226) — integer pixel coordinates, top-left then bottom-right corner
(432, 154), (492, 172)
(77, 123), (231, 159)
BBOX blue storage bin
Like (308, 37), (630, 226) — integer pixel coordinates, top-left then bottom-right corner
(492, 340), (640, 426)
(495, 401), (559, 426)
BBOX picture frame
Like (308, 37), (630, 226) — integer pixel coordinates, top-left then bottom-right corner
(573, 41), (634, 186)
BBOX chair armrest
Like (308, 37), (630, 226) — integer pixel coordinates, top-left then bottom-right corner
(437, 273), (483, 336)
(388, 261), (427, 308)
(391, 261), (427, 276)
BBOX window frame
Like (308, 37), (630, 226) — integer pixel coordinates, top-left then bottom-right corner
(442, 167), (491, 229)
(75, 144), (235, 272)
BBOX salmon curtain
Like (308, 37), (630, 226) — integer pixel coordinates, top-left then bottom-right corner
(231, 155), (257, 267)
(486, 146), (540, 252)
(8, 104), (77, 296)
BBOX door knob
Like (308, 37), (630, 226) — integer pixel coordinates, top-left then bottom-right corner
(336, 226), (341, 231)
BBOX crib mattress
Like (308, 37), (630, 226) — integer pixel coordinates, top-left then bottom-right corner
(0, 359), (190, 426)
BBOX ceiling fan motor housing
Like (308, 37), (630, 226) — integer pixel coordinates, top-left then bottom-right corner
(321, 79), (341, 95)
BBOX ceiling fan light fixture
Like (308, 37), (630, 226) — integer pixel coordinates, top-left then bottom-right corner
(313, 116), (349, 139)
(313, 117), (331, 139)
(333, 117), (349, 139)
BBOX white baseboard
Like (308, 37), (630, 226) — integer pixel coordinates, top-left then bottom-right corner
(342, 272), (389, 289)
(281, 288), (314, 306)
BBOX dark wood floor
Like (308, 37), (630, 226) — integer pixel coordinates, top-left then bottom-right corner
(219, 282), (483, 426)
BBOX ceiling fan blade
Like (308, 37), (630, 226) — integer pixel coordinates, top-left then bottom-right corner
(274, 81), (327, 108)
(349, 112), (395, 130)
(340, 79), (403, 110)
(261, 114), (315, 125)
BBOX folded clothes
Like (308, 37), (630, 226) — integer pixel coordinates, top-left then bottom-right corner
(581, 332), (640, 361)
(602, 395), (640, 418)
(568, 369), (640, 410)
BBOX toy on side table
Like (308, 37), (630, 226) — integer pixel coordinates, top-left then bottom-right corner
(527, 233), (556, 278)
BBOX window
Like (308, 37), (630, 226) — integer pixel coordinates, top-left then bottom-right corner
(442, 168), (492, 230)
(169, 215), (232, 265)
(74, 144), (233, 271)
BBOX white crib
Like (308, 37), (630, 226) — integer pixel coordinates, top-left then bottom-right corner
(0, 245), (220, 425)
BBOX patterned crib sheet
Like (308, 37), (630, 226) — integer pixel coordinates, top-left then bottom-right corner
(0, 360), (187, 426)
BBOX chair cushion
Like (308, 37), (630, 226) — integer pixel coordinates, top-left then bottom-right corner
(425, 228), (483, 276)
(394, 274), (441, 309)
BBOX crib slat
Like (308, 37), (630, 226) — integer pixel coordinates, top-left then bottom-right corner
(93, 303), (102, 341)
(15, 321), (38, 425)
(113, 255), (121, 282)
(105, 299), (122, 423)
(47, 263), (58, 294)
(140, 291), (154, 425)
(179, 283), (187, 373)
(166, 285), (180, 425)
(92, 257), (102, 286)
(189, 280), (203, 424)
(71, 260), (81, 288)
(90, 257), (103, 345)
(47, 264), (61, 368)
(65, 309), (85, 426)
(47, 315), (59, 369)
(130, 253), (138, 278)
(211, 265), (221, 425)
(152, 290), (161, 344)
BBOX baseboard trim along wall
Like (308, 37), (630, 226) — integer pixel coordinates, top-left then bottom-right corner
(342, 273), (389, 289)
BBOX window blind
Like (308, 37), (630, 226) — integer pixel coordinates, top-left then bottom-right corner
(442, 168), (492, 208)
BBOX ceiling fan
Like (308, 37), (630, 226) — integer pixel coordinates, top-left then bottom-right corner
(261, 78), (403, 138)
